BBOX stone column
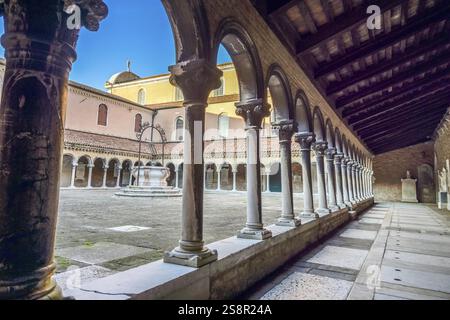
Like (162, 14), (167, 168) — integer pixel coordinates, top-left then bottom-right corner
(347, 160), (356, 204)
(334, 153), (345, 209)
(352, 163), (359, 202)
(175, 168), (179, 189)
(70, 161), (78, 188)
(358, 165), (363, 200)
(295, 132), (316, 218)
(274, 121), (300, 227)
(101, 166), (109, 188)
(265, 170), (271, 193)
(341, 158), (350, 206)
(217, 166), (221, 191)
(313, 142), (331, 215)
(363, 168), (368, 199)
(116, 166), (122, 188)
(325, 148), (339, 212)
(87, 164), (94, 189)
(232, 170), (237, 191)
(236, 100), (272, 240)
(0, 0), (108, 300)
(164, 60), (222, 267)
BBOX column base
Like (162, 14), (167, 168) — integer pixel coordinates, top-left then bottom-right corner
(315, 208), (331, 217)
(299, 211), (319, 219)
(237, 227), (272, 240)
(163, 247), (218, 268)
(276, 217), (301, 227)
(0, 273), (63, 300)
(328, 205), (340, 212)
(337, 203), (347, 210)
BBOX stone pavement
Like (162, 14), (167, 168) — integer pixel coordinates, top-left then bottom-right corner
(242, 202), (450, 300)
(54, 189), (317, 294)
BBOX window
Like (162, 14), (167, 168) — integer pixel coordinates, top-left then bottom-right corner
(138, 89), (146, 105)
(98, 104), (108, 126)
(218, 112), (229, 138)
(134, 114), (142, 133)
(175, 117), (184, 141)
(175, 87), (183, 101)
(212, 78), (224, 97)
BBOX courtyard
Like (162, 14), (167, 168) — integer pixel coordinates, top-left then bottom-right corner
(54, 189), (314, 292)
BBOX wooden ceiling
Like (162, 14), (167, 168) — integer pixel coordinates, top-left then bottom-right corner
(252, 0), (450, 154)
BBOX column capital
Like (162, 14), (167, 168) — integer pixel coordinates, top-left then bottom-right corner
(235, 99), (271, 129)
(103, 166), (109, 170)
(294, 132), (316, 150)
(169, 59), (222, 104)
(325, 147), (336, 160)
(87, 164), (95, 169)
(0, 0), (108, 75)
(273, 120), (295, 143)
(334, 152), (344, 163)
(312, 141), (328, 156)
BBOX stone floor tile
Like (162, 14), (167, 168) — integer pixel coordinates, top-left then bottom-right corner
(307, 246), (369, 270)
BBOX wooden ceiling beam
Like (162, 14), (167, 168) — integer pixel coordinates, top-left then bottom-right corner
(313, 3), (450, 78)
(327, 35), (450, 95)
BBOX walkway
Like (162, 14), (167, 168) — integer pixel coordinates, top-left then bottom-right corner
(243, 202), (450, 300)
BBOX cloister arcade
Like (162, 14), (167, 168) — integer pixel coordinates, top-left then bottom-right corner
(8, 0), (450, 300)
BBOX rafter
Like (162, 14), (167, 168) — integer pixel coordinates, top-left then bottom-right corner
(313, 3), (450, 77)
(339, 70), (450, 114)
(348, 90), (450, 126)
(336, 55), (450, 108)
(327, 35), (450, 95)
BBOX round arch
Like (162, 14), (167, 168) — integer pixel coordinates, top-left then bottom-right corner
(325, 119), (335, 148)
(294, 90), (312, 133)
(335, 128), (343, 154)
(312, 107), (326, 142)
(266, 64), (293, 123)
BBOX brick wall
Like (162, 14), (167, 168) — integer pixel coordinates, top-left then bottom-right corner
(373, 142), (434, 202)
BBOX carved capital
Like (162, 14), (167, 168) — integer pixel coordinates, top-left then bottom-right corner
(294, 132), (316, 150)
(273, 120), (295, 143)
(312, 141), (328, 156)
(235, 99), (271, 128)
(334, 152), (344, 164)
(325, 147), (336, 160)
(64, 0), (109, 31)
(170, 59), (222, 105)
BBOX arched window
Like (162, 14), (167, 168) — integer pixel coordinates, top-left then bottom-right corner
(134, 114), (142, 133)
(175, 87), (183, 101)
(98, 104), (108, 126)
(218, 112), (229, 138)
(212, 78), (224, 97)
(138, 89), (146, 105)
(175, 117), (184, 141)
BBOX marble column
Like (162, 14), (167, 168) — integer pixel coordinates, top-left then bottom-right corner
(294, 132), (316, 218)
(87, 164), (94, 189)
(164, 60), (222, 267)
(70, 162), (78, 188)
(347, 160), (356, 204)
(363, 168), (368, 199)
(232, 170), (237, 191)
(352, 163), (359, 202)
(274, 121), (300, 227)
(175, 168), (179, 189)
(0, 0), (108, 300)
(102, 166), (109, 188)
(325, 148), (339, 212)
(341, 158), (351, 206)
(358, 165), (363, 200)
(217, 166), (221, 191)
(265, 171), (271, 193)
(334, 153), (346, 209)
(313, 142), (331, 215)
(236, 100), (272, 240)
(116, 166), (122, 188)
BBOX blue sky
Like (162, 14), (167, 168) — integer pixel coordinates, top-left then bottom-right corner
(0, 0), (230, 90)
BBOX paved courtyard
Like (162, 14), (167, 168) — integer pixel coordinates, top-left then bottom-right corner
(54, 189), (314, 291)
(242, 202), (450, 300)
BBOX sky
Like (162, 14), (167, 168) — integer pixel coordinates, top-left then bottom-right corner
(0, 0), (231, 91)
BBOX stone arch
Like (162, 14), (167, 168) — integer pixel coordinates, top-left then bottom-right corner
(342, 135), (349, 158)
(220, 162), (233, 191)
(266, 64), (293, 123)
(75, 155), (92, 188)
(162, 0), (212, 63)
(92, 158), (106, 188)
(312, 107), (326, 142)
(325, 119), (335, 148)
(294, 90), (312, 133)
(106, 158), (121, 188)
(213, 18), (264, 102)
(120, 160), (133, 187)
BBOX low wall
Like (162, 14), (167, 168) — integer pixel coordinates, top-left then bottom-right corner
(67, 198), (374, 300)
